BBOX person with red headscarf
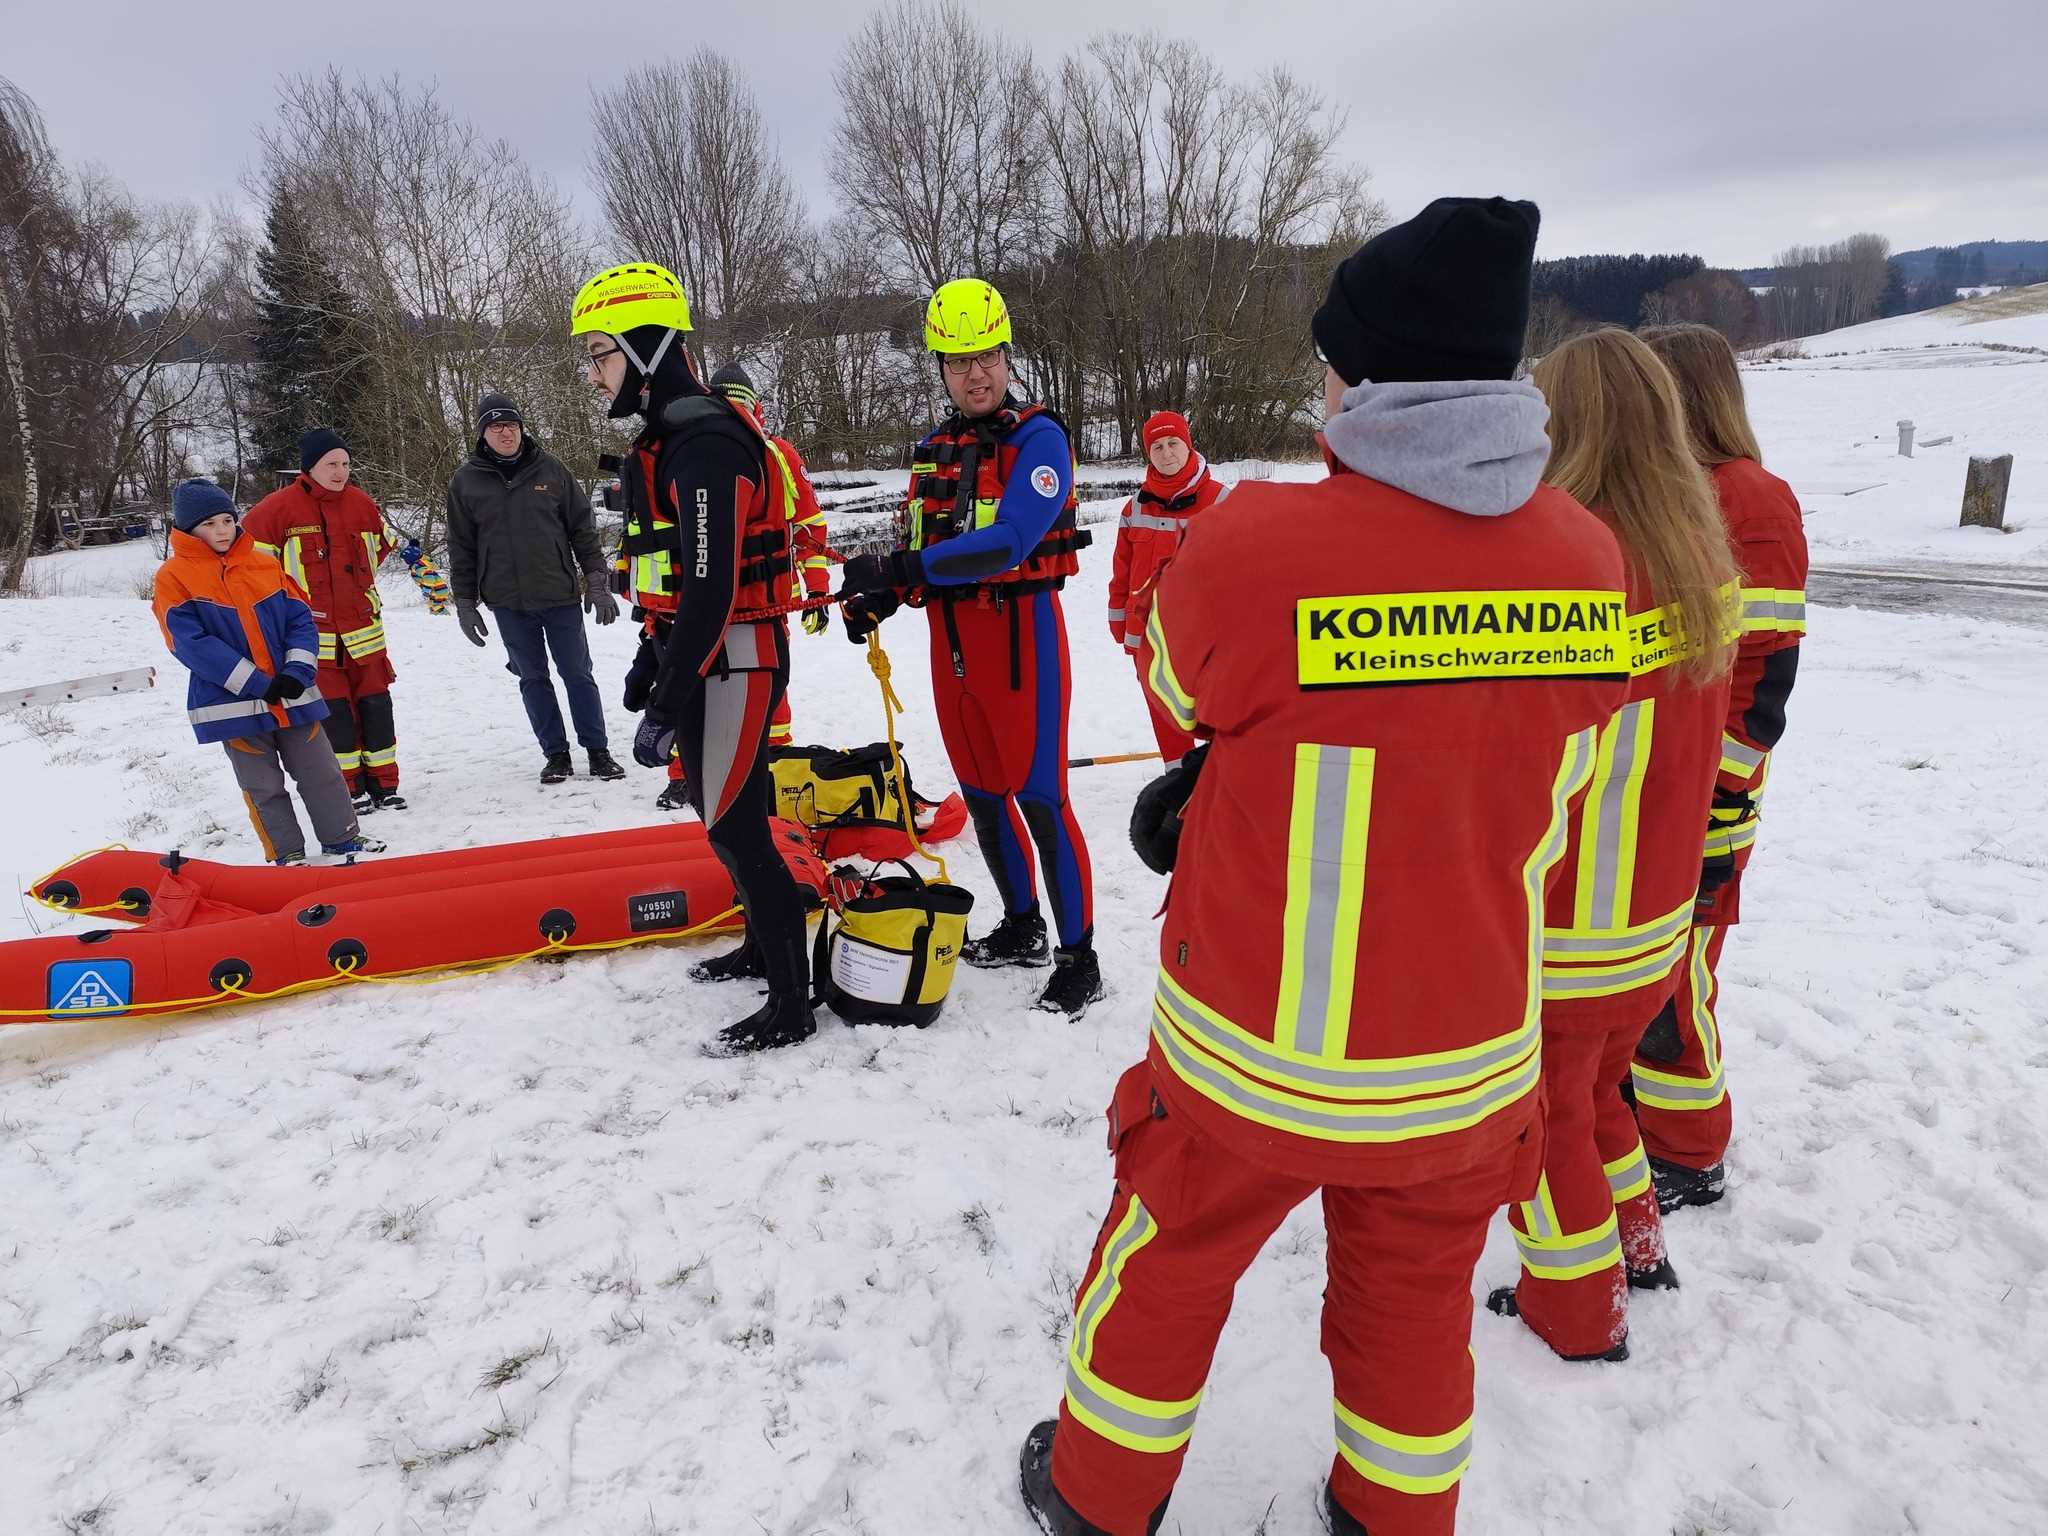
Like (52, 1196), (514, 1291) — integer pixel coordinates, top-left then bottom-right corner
(1107, 412), (1223, 762)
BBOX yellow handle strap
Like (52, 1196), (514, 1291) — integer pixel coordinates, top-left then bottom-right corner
(866, 633), (949, 888)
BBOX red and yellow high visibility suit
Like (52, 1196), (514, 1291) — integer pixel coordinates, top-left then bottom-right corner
(1107, 455), (1223, 762)
(1048, 462), (1628, 1536)
(243, 476), (405, 793)
(1632, 459), (1807, 1168)
(1507, 559), (1733, 1358)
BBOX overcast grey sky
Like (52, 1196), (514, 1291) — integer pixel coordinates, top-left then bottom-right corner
(11, 0), (2046, 267)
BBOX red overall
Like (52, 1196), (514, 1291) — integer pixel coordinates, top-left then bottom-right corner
(1107, 449), (1222, 763)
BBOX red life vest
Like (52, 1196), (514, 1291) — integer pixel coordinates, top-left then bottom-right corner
(904, 403), (1085, 591)
(619, 394), (802, 621)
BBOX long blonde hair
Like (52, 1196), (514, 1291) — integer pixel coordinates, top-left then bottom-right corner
(1639, 324), (1764, 466)
(1534, 328), (1737, 686)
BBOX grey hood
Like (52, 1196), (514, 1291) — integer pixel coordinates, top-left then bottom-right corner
(1321, 378), (1552, 518)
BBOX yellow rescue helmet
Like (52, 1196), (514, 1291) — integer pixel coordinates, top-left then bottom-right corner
(571, 262), (693, 337)
(924, 277), (1012, 354)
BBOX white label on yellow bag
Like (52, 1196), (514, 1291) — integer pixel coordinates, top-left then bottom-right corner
(832, 933), (914, 1002)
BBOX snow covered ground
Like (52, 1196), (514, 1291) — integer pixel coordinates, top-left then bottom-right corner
(1745, 285), (2048, 569)
(5, 511), (2048, 1535)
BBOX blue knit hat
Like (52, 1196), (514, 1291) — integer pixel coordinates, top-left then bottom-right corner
(172, 478), (238, 532)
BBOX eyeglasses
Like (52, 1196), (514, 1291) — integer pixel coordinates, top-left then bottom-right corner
(582, 344), (624, 373)
(941, 347), (1006, 378)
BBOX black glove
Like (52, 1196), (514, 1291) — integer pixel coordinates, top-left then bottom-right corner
(839, 549), (921, 596)
(261, 674), (306, 704)
(842, 589), (901, 644)
(456, 602), (489, 647)
(622, 634), (659, 712)
(1130, 744), (1208, 875)
(1696, 852), (1737, 913)
(632, 714), (676, 769)
(801, 605), (830, 637)
(584, 571), (619, 625)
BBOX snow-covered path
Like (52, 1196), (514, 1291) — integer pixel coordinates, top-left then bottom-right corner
(4, 516), (2047, 1534)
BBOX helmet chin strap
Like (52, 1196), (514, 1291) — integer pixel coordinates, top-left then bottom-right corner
(615, 328), (675, 378)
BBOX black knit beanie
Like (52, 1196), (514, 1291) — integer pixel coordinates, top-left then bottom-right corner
(1312, 197), (1541, 386)
(477, 392), (524, 434)
(708, 362), (757, 409)
(299, 427), (350, 475)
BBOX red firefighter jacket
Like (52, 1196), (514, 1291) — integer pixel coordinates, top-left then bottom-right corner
(243, 477), (400, 684)
(1140, 467), (1629, 1185)
(1538, 556), (1733, 1029)
(1108, 457), (1223, 654)
(1699, 458), (1807, 924)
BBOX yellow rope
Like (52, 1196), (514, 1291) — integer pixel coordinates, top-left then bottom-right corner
(0, 904), (743, 1021)
(23, 843), (145, 917)
(865, 633), (949, 887)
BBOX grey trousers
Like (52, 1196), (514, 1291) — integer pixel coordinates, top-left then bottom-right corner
(222, 722), (359, 860)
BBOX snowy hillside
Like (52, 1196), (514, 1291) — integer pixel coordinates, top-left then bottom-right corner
(4, 519), (2047, 1534)
(1743, 286), (2048, 568)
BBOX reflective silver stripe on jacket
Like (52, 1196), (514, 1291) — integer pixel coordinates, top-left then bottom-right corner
(224, 658), (256, 694)
(1122, 510), (1185, 533)
(189, 699), (274, 725)
(284, 648), (318, 669)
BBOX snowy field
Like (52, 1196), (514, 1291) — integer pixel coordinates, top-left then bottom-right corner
(5, 484), (2048, 1534)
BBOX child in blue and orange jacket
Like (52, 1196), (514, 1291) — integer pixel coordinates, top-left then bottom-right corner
(152, 479), (379, 865)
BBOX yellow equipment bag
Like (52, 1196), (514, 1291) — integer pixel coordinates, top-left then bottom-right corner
(816, 860), (974, 1028)
(771, 743), (966, 862)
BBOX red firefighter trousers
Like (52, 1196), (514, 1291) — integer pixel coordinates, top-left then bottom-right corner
(1051, 1069), (1532, 1536)
(1127, 652), (1196, 763)
(1506, 1016), (1667, 1359)
(316, 650), (398, 793)
(1631, 922), (1734, 1170)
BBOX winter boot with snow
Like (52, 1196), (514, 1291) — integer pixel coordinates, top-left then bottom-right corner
(1322, 1480), (1370, 1535)
(367, 784), (408, 811)
(1628, 1258), (1682, 1292)
(1018, 1419), (1167, 1536)
(587, 749), (627, 781)
(320, 833), (387, 860)
(1035, 941), (1104, 1019)
(711, 991), (817, 1055)
(655, 780), (691, 812)
(1485, 1287), (1630, 1362)
(691, 936), (766, 984)
(540, 751), (573, 785)
(1650, 1156), (1725, 1213)
(961, 909), (1050, 970)
(351, 784), (377, 815)
(274, 850), (307, 867)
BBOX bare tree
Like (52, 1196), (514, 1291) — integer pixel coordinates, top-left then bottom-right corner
(587, 52), (804, 370)
(830, 0), (1050, 292)
(0, 74), (59, 589)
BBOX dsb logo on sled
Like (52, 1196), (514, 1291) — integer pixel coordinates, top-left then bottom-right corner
(47, 959), (132, 1017)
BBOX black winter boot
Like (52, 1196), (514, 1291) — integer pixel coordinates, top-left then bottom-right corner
(1323, 1480), (1370, 1534)
(1035, 942), (1105, 1019)
(961, 909), (1050, 969)
(691, 937), (766, 983)
(367, 784), (408, 811)
(655, 780), (690, 812)
(540, 751), (573, 785)
(351, 785), (377, 814)
(1628, 1258), (1681, 1291)
(587, 749), (627, 781)
(1019, 1419), (1167, 1536)
(711, 991), (817, 1055)
(1651, 1156), (1725, 1213)
(1485, 1287), (1630, 1362)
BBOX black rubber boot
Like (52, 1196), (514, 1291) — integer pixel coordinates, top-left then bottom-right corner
(367, 784), (408, 811)
(1651, 1156), (1726, 1213)
(961, 909), (1050, 970)
(1035, 942), (1104, 1019)
(691, 936), (766, 984)
(711, 990), (817, 1055)
(1019, 1419), (1167, 1536)
(1486, 1286), (1630, 1362)
(587, 749), (627, 781)
(1627, 1258), (1682, 1292)
(1323, 1480), (1370, 1534)
(540, 751), (573, 785)
(655, 780), (690, 812)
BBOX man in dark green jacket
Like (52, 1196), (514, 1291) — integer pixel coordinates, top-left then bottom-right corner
(446, 392), (626, 784)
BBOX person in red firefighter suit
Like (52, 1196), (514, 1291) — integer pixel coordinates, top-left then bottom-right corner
(576, 261), (816, 1055)
(1481, 327), (1740, 1364)
(1016, 199), (1633, 1536)
(243, 429), (441, 813)
(1106, 412), (1222, 763)
(836, 278), (1101, 1020)
(1633, 324), (1809, 1211)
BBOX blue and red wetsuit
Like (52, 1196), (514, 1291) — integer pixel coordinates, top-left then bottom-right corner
(908, 406), (1093, 949)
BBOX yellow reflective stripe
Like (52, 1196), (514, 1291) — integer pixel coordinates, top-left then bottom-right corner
(330, 749), (364, 769)
(1631, 927), (1725, 1109)
(1274, 744), (1374, 1057)
(1605, 1142), (1653, 1204)
(316, 631), (338, 662)
(1143, 595), (1196, 731)
(1631, 1059), (1726, 1110)
(1685, 925), (1720, 1077)
(360, 746), (398, 768)
(1541, 929), (1688, 1000)
(1071, 1198), (1156, 1371)
(1332, 1401), (1472, 1497)
(1063, 1355), (1200, 1455)
(1543, 896), (1692, 963)
(1514, 1208), (1623, 1281)
(281, 538), (306, 590)
(1719, 732), (1767, 779)
(1572, 700), (1653, 932)
(1741, 586), (1807, 635)
(339, 622), (386, 656)
(1702, 819), (1759, 858)
(1522, 725), (1599, 1008)
(1517, 1171), (1564, 1242)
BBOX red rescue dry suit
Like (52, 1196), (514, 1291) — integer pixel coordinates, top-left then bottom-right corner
(1047, 457), (1628, 1536)
(1631, 458), (1807, 1169)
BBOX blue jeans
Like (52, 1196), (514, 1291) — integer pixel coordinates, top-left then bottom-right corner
(493, 604), (608, 755)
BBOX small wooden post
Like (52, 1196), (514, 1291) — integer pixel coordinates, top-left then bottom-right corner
(1897, 419), (1916, 457)
(1960, 454), (2013, 530)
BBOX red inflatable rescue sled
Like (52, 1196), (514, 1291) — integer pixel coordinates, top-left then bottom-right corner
(7, 821), (827, 1023)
